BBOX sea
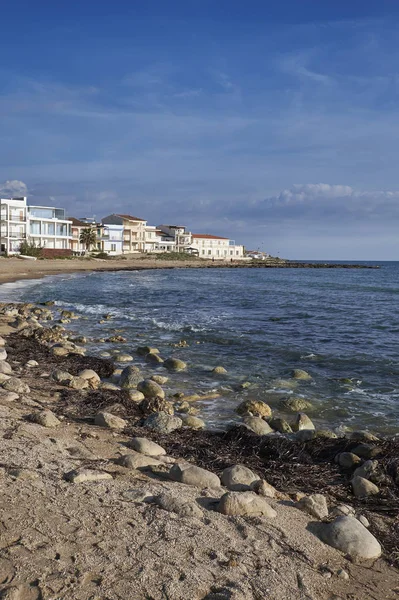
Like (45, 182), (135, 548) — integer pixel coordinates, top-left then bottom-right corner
(1, 262), (398, 435)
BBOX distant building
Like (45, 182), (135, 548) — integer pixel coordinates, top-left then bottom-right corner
(191, 234), (244, 260)
(156, 225), (192, 252)
(27, 205), (72, 250)
(0, 196), (27, 254)
(70, 217), (123, 255)
(102, 214), (147, 253)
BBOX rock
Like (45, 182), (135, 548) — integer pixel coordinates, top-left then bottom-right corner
(137, 346), (160, 356)
(169, 463), (220, 488)
(94, 412), (127, 430)
(144, 411), (182, 433)
(250, 479), (277, 498)
(316, 429), (338, 439)
(221, 465), (259, 491)
(120, 365), (142, 389)
(29, 409), (61, 428)
(269, 417), (292, 433)
(137, 379), (165, 399)
(114, 353), (134, 363)
(117, 452), (162, 469)
(293, 413), (315, 431)
(0, 390), (19, 402)
(2, 378), (30, 394)
(279, 397), (312, 412)
(212, 366), (227, 375)
(336, 569), (349, 580)
(329, 504), (355, 518)
(52, 369), (73, 383)
(100, 382), (120, 390)
(218, 491), (277, 518)
(236, 399), (272, 418)
(164, 357), (187, 372)
(349, 431), (380, 442)
(292, 369), (312, 380)
(52, 346), (69, 357)
(8, 468), (39, 481)
(351, 476), (379, 498)
(68, 376), (89, 390)
(242, 416), (273, 435)
(0, 373), (10, 384)
(145, 353), (164, 365)
(337, 452), (361, 469)
(350, 443), (381, 460)
(318, 516), (381, 560)
(0, 362), (12, 375)
(25, 360), (39, 368)
(127, 390), (145, 402)
(78, 369), (101, 389)
(295, 429), (316, 442)
(353, 459), (378, 481)
(0, 336), (5, 346)
(297, 494), (328, 520)
(151, 375), (169, 385)
(358, 515), (370, 528)
(181, 415), (205, 429)
(0, 348), (7, 361)
(139, 397), (174, 415)
(107, 335), (127, 343)
(128, 437), (166, 456)
(154, 493), (203, 518)
(64, 469), (113, 484)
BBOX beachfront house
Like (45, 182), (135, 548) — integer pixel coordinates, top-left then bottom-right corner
(191, 234), (245, 260)
(0, 197), (28, 255)
(70, 217), (123, 255)
(102, 214), (147, 253)
(27, 205), (72, 252)
(156, 225), (193, 252)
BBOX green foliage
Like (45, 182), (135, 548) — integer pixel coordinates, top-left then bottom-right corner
(154, 252), (198, 261)
(19, 240), (43, 257)
(79, 227), (97, 251)
(92, 251), (109, 259)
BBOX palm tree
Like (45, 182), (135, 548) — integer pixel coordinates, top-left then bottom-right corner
(79, 227), (97, 253)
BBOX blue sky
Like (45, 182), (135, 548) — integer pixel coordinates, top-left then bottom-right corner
(1, 0), (399, 259)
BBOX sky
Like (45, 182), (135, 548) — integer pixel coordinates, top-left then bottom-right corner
(1, 0), (399, 259)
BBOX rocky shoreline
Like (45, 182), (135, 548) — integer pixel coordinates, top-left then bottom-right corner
(0, 301), (398, 599)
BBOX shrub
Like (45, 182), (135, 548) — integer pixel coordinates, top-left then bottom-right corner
(19, 240), (43, 258)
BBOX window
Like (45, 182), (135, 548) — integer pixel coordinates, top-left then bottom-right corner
(111, 244), (116, 252)
(230, 251), (233, 256)
(236, 251), (239, 255)
(202, 250), (205, 255)
(208, 249), (212, 255)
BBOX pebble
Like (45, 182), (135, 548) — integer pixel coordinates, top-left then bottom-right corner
(218, 491), (277, 518)
(358, 515), (370, 528)
(117, 452), (162, 469)
(336, 569), (349, 580)
(151, 375), (169, 385)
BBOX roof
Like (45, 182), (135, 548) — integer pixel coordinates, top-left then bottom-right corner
(115, 213), (146, 222)
(69, 217), (88, 226)
(192, 234), (229, 240)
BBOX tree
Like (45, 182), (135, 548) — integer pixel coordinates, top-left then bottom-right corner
(79, 227), (97, 253)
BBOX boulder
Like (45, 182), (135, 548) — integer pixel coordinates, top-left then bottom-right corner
(218, 491), (277, 518)
(94, 412), (127, 430)
(68, 376), (89, 390)
(353, 459), (378, 481)
(154, 493), (203, 518)
(64, 469), (113, 484)
(349, 431), (380, 443)
(315, 429), (338, 439)
(151, 375), (169, 385)
(117, 452), (162, 469)
(296, 494), (328, 520)
(78, 369), (101, 389)
(127, 390), (145, 402)
(114, 353), (134, 363)
(29, 409), (61, 428)
(137, 379), (165, 399)
(0, 361), (12, 375)
(139, 397), (174, 415)
(293, 413), (315, 431)
(145, 353), (164, 365)
(120, 365), (142, 389)
(52, 369), (73, 384)
(292, 369), (312, 380)
(128, 437), (166, 456)
(0, 390), (19, 402)
(169, 463), (220, 488)
(212, 366), (227, 375)
(243, 416), (273, 435)
(318, 516), (381, 560)
(279, 397), (312, 412)
(144, 411), (182, 433)
(236, 399), (272, 418)
(181, 415), (205, 429)
(221, 465), (259, 491)
(295, 429), (316, 442)
(137, 346), (160, 356)
(337, 452), (361, 469)
(269, 417), (292, 433)
(351, 476), (379, 498)
(52, 346), (69, 357)
(250, 479), (277, 498)
(2, 378), (30, 394)
(164, 357), (187, 372)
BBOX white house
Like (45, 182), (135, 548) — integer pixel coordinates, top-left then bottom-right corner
(191, 234), (245, 260)
(102, 214), (147, 253)
(70, 217), (123, 255)
(156, 225), (192, 252)
(0, 197), (27, 254)
(27, 205), (72, 250)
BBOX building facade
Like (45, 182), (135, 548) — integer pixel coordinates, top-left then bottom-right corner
(0, 197), (27, 254)
(102, 214), (147, 253)
(191, 234), (245, 260)
(70, 217), (123, 255)
(156, 225), (192, 252)
(27, 206), (72, 250)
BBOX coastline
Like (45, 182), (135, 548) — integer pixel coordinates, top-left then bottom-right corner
(0, 256), (379, 286)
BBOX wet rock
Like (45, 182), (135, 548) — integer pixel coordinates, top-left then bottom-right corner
(297, 494), (328, 520)
(107, 335), (127, 343)
(145, 353), (164, 365)
(2, 378), (30, 394)
(127, 390), (145, 402)
(144, 411), (182, 433)
(181, 415), (205, 429)
(64, 468), (113, 483)
(295, 429), (316, 442)
(139, 396), (174, 415)
(154, 493), (203, 518)
(137, 379), (165, 399)
(128, 437), (166, 456)
(0, 362), (12, 375)
(212, 366), (227, 375)
(169, 463), (220, 488)
(221, 465), (259, 491)
(137, 346), (160, 356)
(269, 417), (292, 433)
(117, 452), (162, 469)
(315, 429), (338, 439)
(94, 411), (127, 430)
(114, 353), (134, 363)
(349, 431), (380, 443)
(279, 397), (312, 412)
(336, 452), (361, 469)
(164, 357), (187, 372)
(151, 375), (169, 385)
(350, 443), (381, 460)
(68, 376), (89, 390)
(218, 491), (277, 518)
(120, 365), (142, 389)
(293, 413), (315, 431)
(236, 399), (272, 418)
(29, 409), (61, 428)
(242, 416), (273, 435)
(78, 369), (101, 389)
(250, 479), (277, 498)
(292, 369), (312, 380)
(318, 516), (381, 560)
(351, 476), (379, 498)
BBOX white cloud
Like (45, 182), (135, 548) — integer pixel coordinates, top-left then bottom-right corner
(0, 179), (28, 197)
